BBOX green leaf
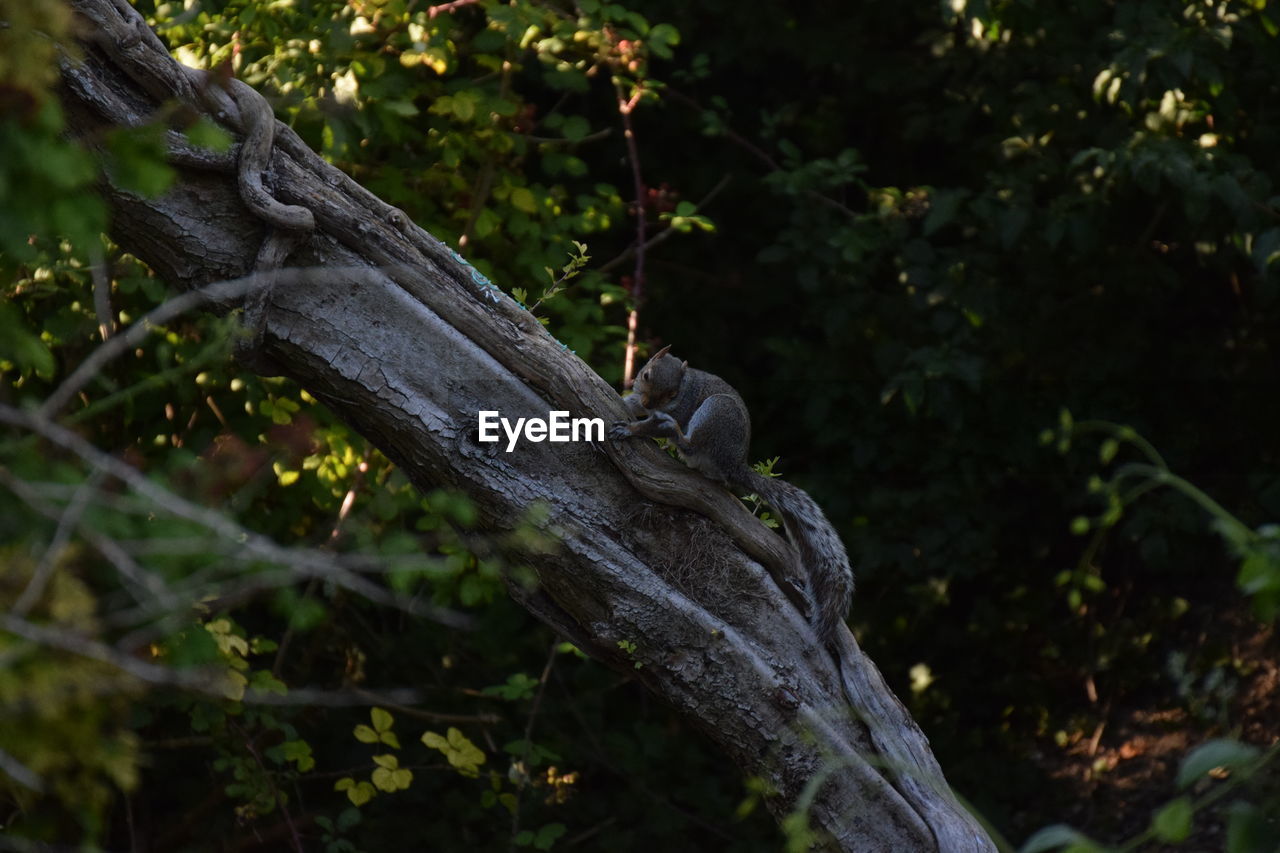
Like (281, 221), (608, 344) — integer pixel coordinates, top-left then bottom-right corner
(482, 672), (539, 700)
(924, 189), (968, 235)
(281, 740), (315, 772)
(1176, 739), (1259, 789)
(336, 778), (375, 806)
(533, 822), (566, 850)
(1237, 551), (1280, 594)
(1226, 801), (1271, 853)
(1099, 438), (1118, 465)
(451, 91), (476, 121)
(185, 117), (232, 152)
(370, 706), (393, 733)
(1151, 797), (1192, 842)
(562, 116), (590, 142)
(1020, 824), (1102, 853)
(371, 755), (412, 791)
(473, 208), (501, 238)
(422, 727), (486, 777)
(104, 124), (175, 197)
(353, 724), (379, 744)
(382, 99), (419, 118)
(647, 23), (680, 59)
(0, 303), (55, 375)
(510, 187), (538, 213)
(248, 670), (288, 694)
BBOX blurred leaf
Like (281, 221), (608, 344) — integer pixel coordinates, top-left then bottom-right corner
(1177, 739), (1260, 789)
(1151, 797), (1193, 842)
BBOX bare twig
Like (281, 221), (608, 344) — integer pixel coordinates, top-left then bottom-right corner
(12, 472), (102, 615)
(616, 80), (648, 388)
(234, 721), (305, 853)
(90, 245), (115, 341)
(0, 403), (470, 631)
(0, 609), (436, 707)
(38, 273), (263, 419)
(273, 449), (373, 676)
(0, 748), (44, 793)
(351, 687), (503, 724)
(508, 638), (561, 851)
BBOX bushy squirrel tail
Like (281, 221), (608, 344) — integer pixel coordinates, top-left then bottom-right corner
(736, 468), (854, 649)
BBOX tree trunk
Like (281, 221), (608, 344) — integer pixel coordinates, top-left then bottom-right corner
(56, 2), (996, 849)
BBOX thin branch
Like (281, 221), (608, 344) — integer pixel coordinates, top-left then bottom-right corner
(0, 610), (436, 707)
(351, 687), (503, 724)
(90, 244), (115, 341)
(234, 720), (305, 853)
(3, 472), (217, 614)
(38, 273), (263, 419)
(0, 611), (231, 693)
(616, 79), (648, 387)
(509, 638), (561, 851)
(12, 472), (102, 615)
(273, 450), (371, 676)
(0, 403), (470, 631)
(524, 128), (613, 145)
(0, 747), (44, 793)
(597, 173), (732, 276)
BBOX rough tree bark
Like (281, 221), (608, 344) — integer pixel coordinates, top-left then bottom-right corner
(55, 2), (997, 850)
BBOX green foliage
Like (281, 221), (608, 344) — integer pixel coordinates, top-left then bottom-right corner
(780, 810), (819, 853)
(1150, 796), (1193, 843)
(483, 672), (541, 701)
(5, 0), (1280, 848)
(423, 727), (487, 778)
(616, 638), (642, 668)
(370, 753), (413, 793)
(353, 706), (401, 749)
(0, 557), (142, 837)
(515, 821), (566, 850)
(743, 456), (782, 528)
(1049, 417), (1280, 621)
(1177, 739), (1261, 790)
(339, 711), (420, 804)
(1020, 824), (1104, 853)
(132, 0), (671, 372)
(514, 239), (591, 317)
(1022, 736), (1278, 851)
(0, 101), (106, 280)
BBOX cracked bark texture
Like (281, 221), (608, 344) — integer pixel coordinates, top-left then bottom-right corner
(56, 2), (997, 849)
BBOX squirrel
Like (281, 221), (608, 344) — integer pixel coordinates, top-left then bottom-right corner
(609, 345), (853, 649)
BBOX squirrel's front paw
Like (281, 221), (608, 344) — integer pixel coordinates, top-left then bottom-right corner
(647, 411), (676, 429)
(608, 421), (633, 441)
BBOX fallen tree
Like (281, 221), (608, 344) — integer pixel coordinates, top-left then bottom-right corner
(51, 1), (996, 848)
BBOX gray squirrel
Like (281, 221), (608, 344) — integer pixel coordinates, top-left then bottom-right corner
(609, 345), (853, 648)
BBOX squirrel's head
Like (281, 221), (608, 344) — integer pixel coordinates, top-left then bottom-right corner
(633, 344), (687, 409)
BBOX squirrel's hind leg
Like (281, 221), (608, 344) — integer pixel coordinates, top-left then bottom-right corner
(681, 395), (749, 482)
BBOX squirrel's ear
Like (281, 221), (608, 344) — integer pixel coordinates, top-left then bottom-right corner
(652, 344), (672, 361)
(681, 360), (689, 370)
